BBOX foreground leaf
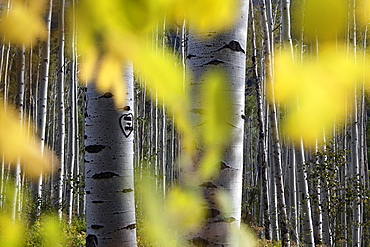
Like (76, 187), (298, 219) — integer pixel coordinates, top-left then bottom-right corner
(274, 44), (361, 144)
(0, 102), (53, 177)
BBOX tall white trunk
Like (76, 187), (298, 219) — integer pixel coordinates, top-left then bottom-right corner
(36, 0), (52, 212)
(295, 141), (315, 246)
(281, 0), (293, 54)
(56, 0), (65, 220)
(249, 0), (271, 239)
(13, 45), (25, 221)
(85, 65), (137, 246)
(289, 145), (299, 245)
(259, 0), (290, 244)
(186, 0), (248, 244)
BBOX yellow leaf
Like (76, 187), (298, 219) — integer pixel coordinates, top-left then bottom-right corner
(41, 215), (64, 246)
(274, 44), (361, 144)
(0, 2), (46, 47)
(78, 32), (99, 83)
(179, 0), (237, 32)
(138, 173), (178, 247)
(357, 0), (370, 27)
(199, 150), (222, 179)
(95, 53), (126, 107)
(201, 70), (232, 147)
(296, 0), (347, 41)
(0, 102), (53, 177)
(231, 224), (257, 247)
(166, 187), (205, 231)
(132, 44), (194, 149)
(0, 214), (24, 247)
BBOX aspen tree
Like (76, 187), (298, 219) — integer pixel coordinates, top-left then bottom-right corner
(259, 0), (291, 245)
(85, 65), (137, 246)
(249, 0), (271, 240)
(12, 45), (25, 221)
(35, 0), (52, 212)
(186, 0), (248, 244)
(56, 0), (65, 220)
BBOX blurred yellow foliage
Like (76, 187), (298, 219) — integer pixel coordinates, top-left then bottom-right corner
(0, 103), (53, 177)
(95, 53), (127, 107)
(41, 215), (64, 246)
(274, 44), (362, 144)
(0, 214), (24, 247)
(196, 70), (232, 179)
(138, 174), (178, 247)
(296, 0), (347, 41)
(357, 0), (370, 26)
(0, 0), (46, 47)
(76, 0), (237, 123)
(179, 0), (237, 32)
(166, 187), (205, 231)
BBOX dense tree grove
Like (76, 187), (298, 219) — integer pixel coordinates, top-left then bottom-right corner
(1, 0), (370, 246)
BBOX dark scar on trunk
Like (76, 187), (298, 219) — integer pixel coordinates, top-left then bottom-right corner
(92, 171), (119, 179)
(85, 145), (106, 153)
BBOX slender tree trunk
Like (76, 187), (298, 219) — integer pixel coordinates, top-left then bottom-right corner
(85, 64), (137, 247)
(313, 141), (323, 245)
(56, 0), (65, 220)
(259, 0), (290, 245)
(348, 1), (361, 245)
(67, 52), (77, 224)
(12, 45), (25, 221)
(281, 0), (293, 54)
(289, 145), (299, 245)
(295, 140), (315, 246)
(36, 0), (53, 214)
(250, 0), (271, 240)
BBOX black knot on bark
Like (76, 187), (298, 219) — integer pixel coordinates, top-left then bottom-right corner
(91, 225), (104, 230)
(187, 54), (196, 59)
(99, 92), (114, 98)
(200, 181), (217, 188)
(85, 145), (105, 153)
(92, 171), (119, 179)
(124, 223), (136, 230)
(208, 208), (221, 218)
(220, 161), (231, 170)
(217, 40), (245, 53)
(122, 188), (133, 193)
(204, 59), (224, 65)
(191, 236), (209, 247)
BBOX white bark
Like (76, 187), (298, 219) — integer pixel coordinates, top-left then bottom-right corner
(249, 0), (271, 239)
(85, 64), (137, 247)
(295, 141), (315, 246)
(281, 0), (293, 54)
(259, 0), (290, 244)
(186, 0), (248, 245)
(12, 45), (25, 221)
(35, 0), (52, 212)
(289, 145), (299, 245)
(56, 0), (65, 220)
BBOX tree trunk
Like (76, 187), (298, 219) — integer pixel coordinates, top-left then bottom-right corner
(249, 0), (271, 240)
(259, 0), (290, 245)
(295, 141), (315, 246)
(12, 45), (25, 221)
(186, 1), (248, 245)
(35, 0), (53, 214)
(56, 0), (65, 220)
(85, 64), (137, 247)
